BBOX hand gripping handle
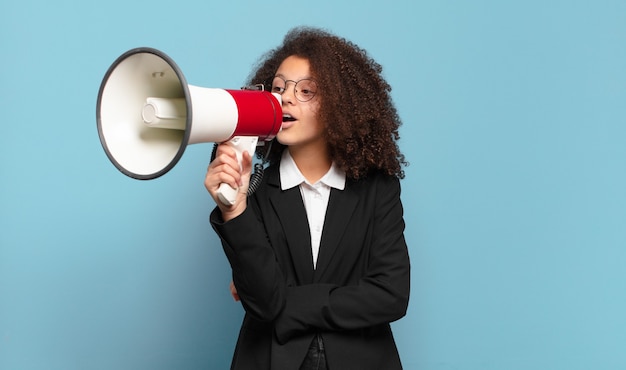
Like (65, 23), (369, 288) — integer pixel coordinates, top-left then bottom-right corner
(216, 136), (259, 206)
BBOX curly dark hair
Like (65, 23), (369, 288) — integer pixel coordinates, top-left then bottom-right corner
(248, 26), (407, 180)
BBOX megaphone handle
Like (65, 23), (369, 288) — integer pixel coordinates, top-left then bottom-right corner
(216, 136), (259, 206)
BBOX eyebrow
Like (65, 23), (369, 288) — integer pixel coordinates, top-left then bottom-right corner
(274, 74), (313, 80)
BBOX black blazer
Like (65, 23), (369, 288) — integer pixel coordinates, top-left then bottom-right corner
(211, 164), (410, 370)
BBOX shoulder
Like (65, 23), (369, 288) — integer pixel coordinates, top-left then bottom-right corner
(339, 172), (404, 215)
(346, 172), (401, 195)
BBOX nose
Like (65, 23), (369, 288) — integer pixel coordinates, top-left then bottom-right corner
(281, 81), (297, 104)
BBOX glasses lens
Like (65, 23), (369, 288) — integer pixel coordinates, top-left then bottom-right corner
(295, 79), (317, 102)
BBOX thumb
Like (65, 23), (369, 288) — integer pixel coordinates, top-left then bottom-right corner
(237, 150), (254, 193)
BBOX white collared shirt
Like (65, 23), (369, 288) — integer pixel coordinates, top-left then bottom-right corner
(280, 150), (346, 269)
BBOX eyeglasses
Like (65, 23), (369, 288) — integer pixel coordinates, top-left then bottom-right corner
(270, 76), (318, 102)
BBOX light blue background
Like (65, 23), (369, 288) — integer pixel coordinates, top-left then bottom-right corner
(1, 0), (625, 369)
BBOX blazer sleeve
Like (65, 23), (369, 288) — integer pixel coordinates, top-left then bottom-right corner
(211, 206), (287, 322)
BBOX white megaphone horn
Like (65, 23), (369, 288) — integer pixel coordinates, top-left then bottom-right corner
(96, 47), (282, 205)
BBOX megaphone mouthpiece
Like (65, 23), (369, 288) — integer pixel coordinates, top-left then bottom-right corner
(141, 97), (186, 129)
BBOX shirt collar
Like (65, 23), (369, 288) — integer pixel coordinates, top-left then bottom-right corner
(280, 150), (346, 191)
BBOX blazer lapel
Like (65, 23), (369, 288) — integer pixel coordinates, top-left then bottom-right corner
(313, 184), (359, 282)
(268, 169), (315, 284)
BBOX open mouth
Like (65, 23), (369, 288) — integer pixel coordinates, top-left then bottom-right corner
(283, 114), (297, 122)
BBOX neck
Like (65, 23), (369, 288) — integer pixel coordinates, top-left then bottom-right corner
(288, 144), (331, 184)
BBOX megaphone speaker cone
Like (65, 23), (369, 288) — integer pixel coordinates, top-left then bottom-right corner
(96, 47), (191, 180)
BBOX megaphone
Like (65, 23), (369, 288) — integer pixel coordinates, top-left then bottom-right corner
(96, 47), (282, 205)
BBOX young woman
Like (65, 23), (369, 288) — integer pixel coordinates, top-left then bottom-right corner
(205, 27), (410, 370)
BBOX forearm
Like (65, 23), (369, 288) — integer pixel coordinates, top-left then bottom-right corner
(274, 252), (410, 343)
(211, 206), (286, 321)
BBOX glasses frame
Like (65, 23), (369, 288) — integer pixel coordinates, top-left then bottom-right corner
(270, 76), (318, 102)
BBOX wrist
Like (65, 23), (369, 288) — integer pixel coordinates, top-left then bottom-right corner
(220, 201), (247, 222)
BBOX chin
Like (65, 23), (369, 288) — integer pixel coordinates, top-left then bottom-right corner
(276, 134), (294, 146)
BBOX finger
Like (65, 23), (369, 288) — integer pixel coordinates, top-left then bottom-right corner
(238, 151), (254, 187)
(206, 149), (243, 189)
(229, 281), (240, 302)
(205, 164), (240, 193)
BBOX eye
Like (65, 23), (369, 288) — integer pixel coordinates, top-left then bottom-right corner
(296, 79), (317, 99)
(271, 86), (285, 94)
(299, 89), (314, 97)
(271, 76), (287, 94)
